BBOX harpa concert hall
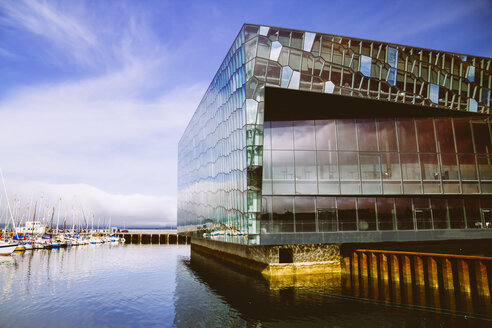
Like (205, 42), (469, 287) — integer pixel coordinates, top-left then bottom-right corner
(178, 24), (492, 274)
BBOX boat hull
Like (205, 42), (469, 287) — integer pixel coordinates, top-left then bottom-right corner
(0, 244), (18, 256)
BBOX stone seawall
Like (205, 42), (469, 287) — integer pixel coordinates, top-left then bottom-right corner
(191, 237), (341, 277)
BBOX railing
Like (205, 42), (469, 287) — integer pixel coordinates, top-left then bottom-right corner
(342, 249), (492, 317)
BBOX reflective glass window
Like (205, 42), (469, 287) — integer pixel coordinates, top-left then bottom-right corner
(478, 156), (492, 180)
(263, 121), (271, 149)
(339, 152), (360, 194)
(378, 119), (398, 151)
(295, 151), (317, 194)
(431, 198), (448, 229)
(413, 198), (432, 230)
(483, 88), (491, 107)
(317, 151), (339, 194)
(395, 198), (414, 230)
(398, 119), (417, 152)
(480, 198), (492, 228)
(420, 154), (439, 180)
(316, 197), (337, 232)
(401, 154), (421, 193)
(448, 199), (465, 229)
(401, 154), (420, 180)
(357, 119), (378, 151)
(454, 119), (474, 153)
(271, 121), (293, 149)
(377, 198), (395, 230)
(272, 196), (294, 232)
(381, 153), (401, 194)
(464, 199), (481, 228)
(459, 154), (477, 180)
(357, 198), (377, 231)
(435, 118), (456, 153)
(467, 65), (475, 82)
(295, 197), (316, 232)
(337, 197), (357, 231)
(315, 120), (337, 150)
(360, 55), (372, 76)
(387, 67), (397, 86)
(339, 152), (359, 180)
(261, 196), (272, 232)
(272, 150), (294, 194)
(262, 149), (272, 195)
(381, 153), (401, 180)
(416, 119), (436, 152)
(337, 120), (357, 151)
(420, 154), (441, 193)
(294, 120), (315, 150)
(472, 122), (492, 154)
(429, 84), (439, 103)
(469, 98), (478, 113)
(360, 154), (381, 194)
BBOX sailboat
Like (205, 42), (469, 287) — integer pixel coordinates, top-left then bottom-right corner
(0, 239), (17, 256)
(1, 168), (21, 254)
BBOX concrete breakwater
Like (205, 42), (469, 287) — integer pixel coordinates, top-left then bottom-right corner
(117, 230), (190, 245)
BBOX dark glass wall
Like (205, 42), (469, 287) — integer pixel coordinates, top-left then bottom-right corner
(261, 195), (492, 233)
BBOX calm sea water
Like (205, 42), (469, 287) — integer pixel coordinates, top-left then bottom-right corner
(0, 244), (491, 328)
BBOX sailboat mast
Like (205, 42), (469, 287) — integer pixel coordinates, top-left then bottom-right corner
(31, 202), (37, 237)
(0, 168), (18, 235)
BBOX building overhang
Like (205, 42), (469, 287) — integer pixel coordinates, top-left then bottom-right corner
(264, 87), (489, 121)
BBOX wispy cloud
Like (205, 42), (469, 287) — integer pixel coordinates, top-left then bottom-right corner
(0, 0), (167, 70)
(0, 65), (205, 223)
(0, 0), (206, 225)
(0, 47), (17, 58)
(0, 0), (98, 66)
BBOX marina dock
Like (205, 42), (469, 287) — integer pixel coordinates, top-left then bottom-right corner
(116, 230), (190, 245)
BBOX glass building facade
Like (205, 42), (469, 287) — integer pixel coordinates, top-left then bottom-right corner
(178, 24), (492, 245)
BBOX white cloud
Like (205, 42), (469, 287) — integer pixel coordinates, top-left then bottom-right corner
(0, 0), (208, 226)
(0, 0), (98, 66)
(1, 179), (176, 227)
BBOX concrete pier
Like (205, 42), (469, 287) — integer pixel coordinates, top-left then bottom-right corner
(117, 230), (190, 245)
(190, 237), (341, 278)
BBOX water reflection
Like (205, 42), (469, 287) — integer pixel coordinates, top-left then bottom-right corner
(179, 249), (492, 327)
(2, 246), (492, 327)
(343, 251), (492, 322)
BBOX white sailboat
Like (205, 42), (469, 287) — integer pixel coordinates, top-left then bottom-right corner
(0, 239), (17, 256)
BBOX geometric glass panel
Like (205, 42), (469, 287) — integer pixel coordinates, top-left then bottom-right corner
(469, 98), (478, 112)
(430, 84), (439, 104)
(360, 55), (371, 77)
(270, 41), (282, 62)
(467, 65), (475, 82)
(281, 66), (293, 88)
(303, 32), (316, 52)
(387, 47), (398, 68)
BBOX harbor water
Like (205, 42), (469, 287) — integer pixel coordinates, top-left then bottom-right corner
(1, 244), (491, 327)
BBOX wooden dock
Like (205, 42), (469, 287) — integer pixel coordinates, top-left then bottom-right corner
(116, 230), (189, 245)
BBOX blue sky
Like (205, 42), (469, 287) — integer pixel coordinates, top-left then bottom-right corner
(0, 0), (491, 226)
